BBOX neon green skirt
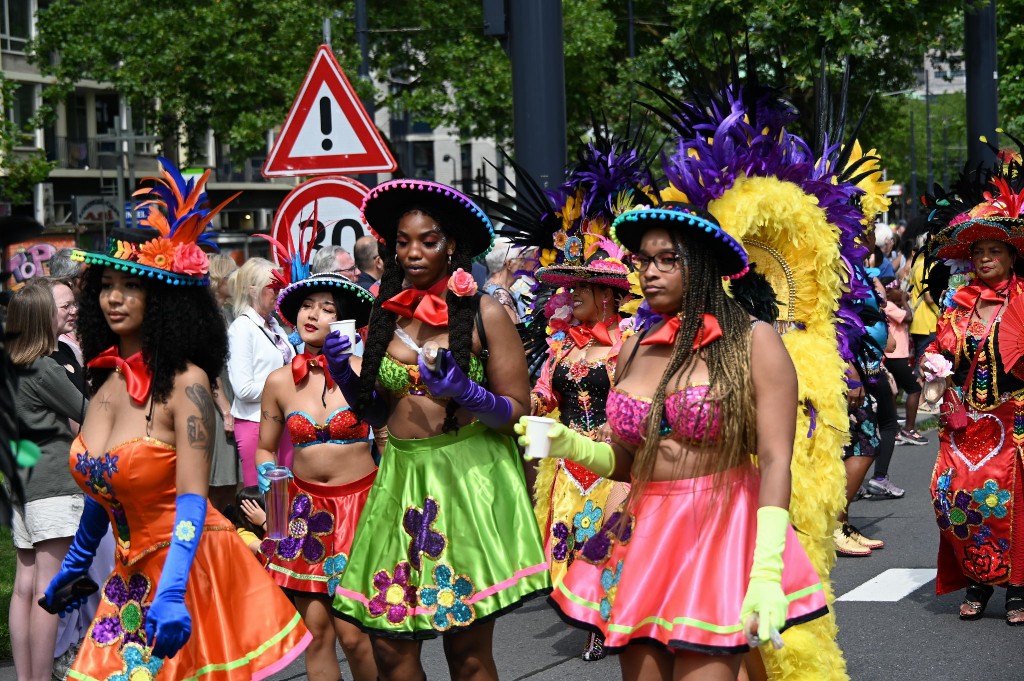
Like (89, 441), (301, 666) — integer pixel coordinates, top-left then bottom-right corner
(333, 421), (550, 638)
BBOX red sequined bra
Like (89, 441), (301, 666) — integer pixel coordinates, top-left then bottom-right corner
(286, 408), (370, 448)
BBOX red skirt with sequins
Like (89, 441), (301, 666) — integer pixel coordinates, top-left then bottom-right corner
(261, 470), (376, 598)
(549, 467), (828, 655)
(932, 399), (1024, 593)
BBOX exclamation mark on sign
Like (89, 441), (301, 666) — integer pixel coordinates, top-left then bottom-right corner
(320, 97), (333, 151)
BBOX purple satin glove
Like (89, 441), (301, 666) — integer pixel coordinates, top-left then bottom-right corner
(323, 331), (387, 428)
(418, 349), (513, 429)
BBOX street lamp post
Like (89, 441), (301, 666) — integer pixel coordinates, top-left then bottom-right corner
(442, 154), (458, 187)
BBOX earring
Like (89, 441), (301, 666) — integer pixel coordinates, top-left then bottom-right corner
(395, 254), (399, 264)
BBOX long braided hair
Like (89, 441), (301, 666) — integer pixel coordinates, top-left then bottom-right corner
(359, 207), (478, 434)
(624, 234), (758, 515)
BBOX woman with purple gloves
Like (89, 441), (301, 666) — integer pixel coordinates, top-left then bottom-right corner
(323, 179), (549, 681)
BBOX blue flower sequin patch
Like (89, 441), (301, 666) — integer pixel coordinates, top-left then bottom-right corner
(972, 480), (1011, 519)
(599, 560), (623, 621)
(109, 642), (162, 681)
(418, 564), (476, 631)
(573, 500), (603, 544)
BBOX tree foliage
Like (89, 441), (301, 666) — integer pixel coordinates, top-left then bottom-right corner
(30, 0), (345, 161)
(28, 0), (967, 175)
(0, 76), (55, 206)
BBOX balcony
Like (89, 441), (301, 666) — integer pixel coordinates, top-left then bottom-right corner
(216, 157), (270, 184)
(46, 136), (156, 171)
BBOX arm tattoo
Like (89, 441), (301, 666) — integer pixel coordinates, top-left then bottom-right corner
(261, 409), (285, 424)
(185, 383), (216, 462)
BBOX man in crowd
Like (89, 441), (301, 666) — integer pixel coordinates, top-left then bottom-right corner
(353, 235), (383, 291)
(310, 245), (360, 283)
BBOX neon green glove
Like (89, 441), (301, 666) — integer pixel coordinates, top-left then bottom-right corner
(514, 418), (616, 478)
(739, 506), (790, 644)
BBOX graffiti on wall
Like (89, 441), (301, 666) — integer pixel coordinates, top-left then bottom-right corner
(4, 235), (77, 288)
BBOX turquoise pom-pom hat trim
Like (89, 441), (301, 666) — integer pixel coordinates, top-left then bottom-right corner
(611, 202), (749, 278)
(275, 273), (375, 328)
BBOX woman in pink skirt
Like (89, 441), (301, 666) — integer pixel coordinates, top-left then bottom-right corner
(517, 204), (827, 679)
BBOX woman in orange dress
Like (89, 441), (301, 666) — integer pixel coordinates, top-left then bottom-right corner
(42, 159), (310, 680)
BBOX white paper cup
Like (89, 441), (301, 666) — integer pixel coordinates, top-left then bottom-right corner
(329, 320), (357, 353)
(523, 416), (556, 459)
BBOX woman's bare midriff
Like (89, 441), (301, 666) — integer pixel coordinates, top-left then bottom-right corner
(383, 323), (481, 440)
(293, 442), (376, 486)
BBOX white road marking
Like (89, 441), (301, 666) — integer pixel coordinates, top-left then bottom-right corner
(836, 568), (937, 602)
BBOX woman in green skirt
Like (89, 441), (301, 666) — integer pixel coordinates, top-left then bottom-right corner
(324, 179), (550, 680)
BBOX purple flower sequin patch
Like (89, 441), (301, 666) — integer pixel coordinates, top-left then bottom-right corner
(263, 492), (334, 564)
(368, 561), (418, 625)
(580, 510), (634, 565)
(403, 497), (446, 570)
(91, 573), (150, 648)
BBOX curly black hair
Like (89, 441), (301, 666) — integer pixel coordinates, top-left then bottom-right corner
(78, 266), (228, 404)
(359, 207), (477, 433)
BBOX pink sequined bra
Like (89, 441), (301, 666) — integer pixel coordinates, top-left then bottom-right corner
(606, 385), (721, 446)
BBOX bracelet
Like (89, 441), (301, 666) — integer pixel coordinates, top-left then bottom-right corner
(845, 378), (862, 389)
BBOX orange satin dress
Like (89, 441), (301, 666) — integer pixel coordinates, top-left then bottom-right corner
(68, 435), (310, 681)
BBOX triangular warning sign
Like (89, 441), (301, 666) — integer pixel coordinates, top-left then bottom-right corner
(263, 45), (397, 177)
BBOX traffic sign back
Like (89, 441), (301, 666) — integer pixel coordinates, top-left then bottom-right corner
(263, 45), (397, 177)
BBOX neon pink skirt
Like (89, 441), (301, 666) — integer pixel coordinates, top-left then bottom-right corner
(549, 467), (827, 655)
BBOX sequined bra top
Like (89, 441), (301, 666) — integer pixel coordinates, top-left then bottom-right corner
(378, 353), (486, 399)
(286, 407), (369, 448)
(552, 358), (611, 436)
(606, 385), (721, 446)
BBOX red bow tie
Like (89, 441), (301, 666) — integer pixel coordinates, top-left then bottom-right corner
(951, 276), (1016, 310)
(87, 346), (153, 406)
(641, 314), (723, 348)
(291, 352), (335, 389)
(568, 321), (615, 349)
(380, 278), (449, 327)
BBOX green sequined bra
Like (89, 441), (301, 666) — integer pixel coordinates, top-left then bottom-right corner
(379, 353), (486, 399)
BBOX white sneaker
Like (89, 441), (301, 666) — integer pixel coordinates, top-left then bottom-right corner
(866, 476), (905, 498)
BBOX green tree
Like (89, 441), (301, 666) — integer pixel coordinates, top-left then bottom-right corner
(29, 0), (345, 161)
(0, 76), (54, 206)
(29, 0), (966, 168)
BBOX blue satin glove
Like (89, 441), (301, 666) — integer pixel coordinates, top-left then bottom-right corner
(42, 497), (109, 614)
(145, 493), (205, 659)
(323, 331), (387, 428)
(418, 350), (513, 429)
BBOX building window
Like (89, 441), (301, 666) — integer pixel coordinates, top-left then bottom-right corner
(7, 81), (36, 147)
(1, 0), (31, 52)
(411, 141), (434, 180)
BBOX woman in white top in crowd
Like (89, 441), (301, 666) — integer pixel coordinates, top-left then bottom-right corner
(227, 257), (295, 486)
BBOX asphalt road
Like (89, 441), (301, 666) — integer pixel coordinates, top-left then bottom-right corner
(4, 424), (1020, 680)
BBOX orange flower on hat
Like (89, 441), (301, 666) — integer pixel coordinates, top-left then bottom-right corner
(138, 238), (176, 271)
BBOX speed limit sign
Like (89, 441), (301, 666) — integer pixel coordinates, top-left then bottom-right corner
(270, 176), (370, 258)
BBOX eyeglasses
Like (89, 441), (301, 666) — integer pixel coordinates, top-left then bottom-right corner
(338, 266), (358, 274)
(629, 252), (683, 273)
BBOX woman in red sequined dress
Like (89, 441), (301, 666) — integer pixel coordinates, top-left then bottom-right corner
(254, 268), (379, 681)
(921, 177), (1024, 624)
